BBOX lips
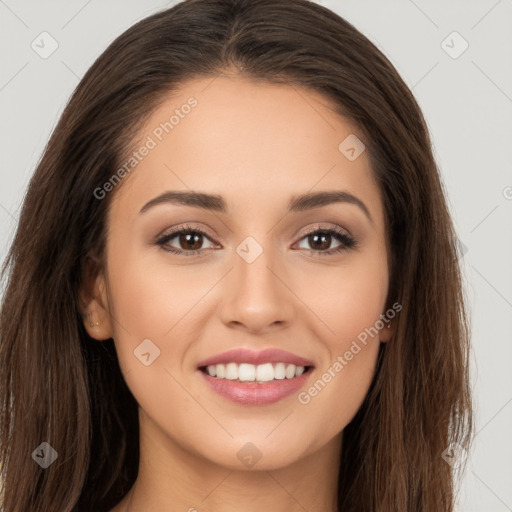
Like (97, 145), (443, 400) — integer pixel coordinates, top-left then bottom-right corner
(196, 347), (315, 405)
(199, 369), (313, 405)
(196, 347), (315, 369)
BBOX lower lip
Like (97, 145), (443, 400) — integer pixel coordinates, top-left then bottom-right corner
(198, 368), (313, 405)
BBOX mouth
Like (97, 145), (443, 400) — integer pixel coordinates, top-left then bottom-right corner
(196, 347), (316, 405)
(197, 364), (314, 405)
(198, 362), (314, 383)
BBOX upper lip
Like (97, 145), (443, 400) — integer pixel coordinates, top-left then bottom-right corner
(197, 348), (315, 369)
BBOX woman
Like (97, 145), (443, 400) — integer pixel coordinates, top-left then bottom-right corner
(0, 0), (473, 510)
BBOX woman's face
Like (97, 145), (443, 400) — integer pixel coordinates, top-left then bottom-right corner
(85, 74), (392, 470)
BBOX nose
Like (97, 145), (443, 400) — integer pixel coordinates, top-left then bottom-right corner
(218, 239), (295, 334)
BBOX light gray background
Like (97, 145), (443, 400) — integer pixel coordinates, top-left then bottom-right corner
(1, 1), (511, 510)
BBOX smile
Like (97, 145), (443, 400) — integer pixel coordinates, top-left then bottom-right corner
(198, 363), (314, 405)
(200, 362), (309, 382)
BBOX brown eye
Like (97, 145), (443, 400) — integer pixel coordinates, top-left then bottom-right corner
(156, 225), (217, 256)
(177, 232), (203, 251)
(306, 232), (334, 251)
(295, 227), (357, 256)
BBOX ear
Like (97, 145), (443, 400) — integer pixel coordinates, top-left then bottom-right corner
(79, 256), (114, 341)
(379, 319), (395, 343)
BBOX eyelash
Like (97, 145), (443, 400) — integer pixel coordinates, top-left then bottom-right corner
(155, 223), (358, 258)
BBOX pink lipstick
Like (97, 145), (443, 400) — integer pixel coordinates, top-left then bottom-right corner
(196, 348), (315, 405)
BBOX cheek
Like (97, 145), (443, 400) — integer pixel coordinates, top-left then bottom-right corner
(103, 242), (199, 385)
(296, 345), (379, 446)
(105, 251), (206, 430)
(106, 247), (206, 337)
(292, 253), (386, 431)
(297, 251), (388, 345)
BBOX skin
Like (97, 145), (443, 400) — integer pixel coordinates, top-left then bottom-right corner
(81, 73), (394, 512)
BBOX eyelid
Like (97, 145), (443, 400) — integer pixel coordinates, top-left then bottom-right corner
(155, 222), (218, 244)
(156, 222), (352, 243)
(297, 223), (352, 239)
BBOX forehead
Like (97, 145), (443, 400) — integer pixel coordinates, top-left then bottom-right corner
(110, 74), (383, 225)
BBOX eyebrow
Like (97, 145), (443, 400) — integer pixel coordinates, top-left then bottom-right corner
(139, 190), (373, 223)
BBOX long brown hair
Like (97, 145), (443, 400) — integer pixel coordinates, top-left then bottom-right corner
(0, 0), (472, 510)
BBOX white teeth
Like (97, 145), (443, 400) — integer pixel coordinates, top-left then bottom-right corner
(274, 362), (286, 379)
(285, 364), (296, 379)
(204, 362), (307, 382)
(238, 363), (256, 382)
(225, 362), (238, 380)
(256, 363), (274, 382)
